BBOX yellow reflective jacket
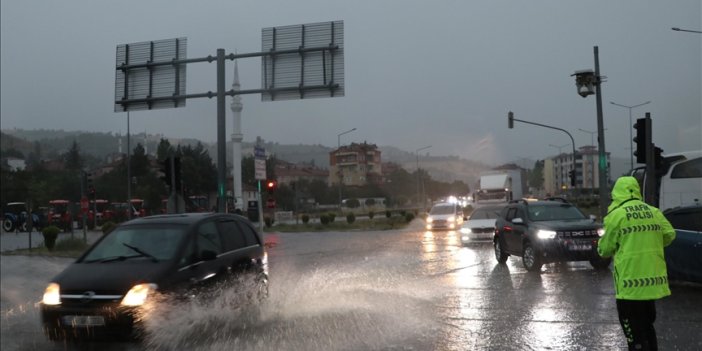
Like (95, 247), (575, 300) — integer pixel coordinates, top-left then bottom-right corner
(598, 176), (675, 300)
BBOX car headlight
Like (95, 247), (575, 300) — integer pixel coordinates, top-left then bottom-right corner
(42, 283), (61, 305)
(426, 217), (433, 223)
(536, 230), (557, 239)
(597, 228), (605, 237)
(460, 227), (472, 235)
(447, 216), (455, 223)
(121, 283), (157, 306)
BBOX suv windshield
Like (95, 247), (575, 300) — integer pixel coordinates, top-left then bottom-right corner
(82, 225), (187, 262)
(527, 204), (586, 221)
(430, 205), (456, 215)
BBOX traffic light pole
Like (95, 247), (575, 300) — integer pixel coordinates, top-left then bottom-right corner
(643, 113), (656, 205)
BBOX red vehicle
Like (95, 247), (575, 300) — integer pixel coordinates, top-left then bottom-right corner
(91, 199), (112, 224)
(188, 195), (209, 212)
(48, 200), (72, 232)
(130, 199), (146, 217)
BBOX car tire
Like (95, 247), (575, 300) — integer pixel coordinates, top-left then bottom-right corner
(2, 218), (15, 232)
(522, 242), (543, 272)
(494, 238), (509, 264)
(590, 257), (611, 270)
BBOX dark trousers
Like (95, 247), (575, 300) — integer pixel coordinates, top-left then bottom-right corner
(616, 299), (658, 351)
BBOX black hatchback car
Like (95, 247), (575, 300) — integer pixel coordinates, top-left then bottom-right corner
(493, 198), (610, 272)
(40, 212), (267, 340)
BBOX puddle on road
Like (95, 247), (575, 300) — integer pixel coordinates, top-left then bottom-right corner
(142, 263), (441, 351)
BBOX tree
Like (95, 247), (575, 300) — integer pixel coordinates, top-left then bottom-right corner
(63, 140), (83, 171)
(156, 138), (173, 161)
(528, 160), (545, 190)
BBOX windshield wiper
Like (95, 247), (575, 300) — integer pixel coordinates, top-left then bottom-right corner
(122, 243), (159, 262)
(83, 254), (144, 263)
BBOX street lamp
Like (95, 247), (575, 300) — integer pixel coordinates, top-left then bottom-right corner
(610, 101), (651, 170)
(671, 27), (702, 33)
(336, 127), (357, 208)
(572, 46), (607, 219)
(416, 145), (432, 209)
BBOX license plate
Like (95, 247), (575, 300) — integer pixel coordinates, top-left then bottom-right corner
(62, 315), (105, 327)
(569, 244), (592, 251)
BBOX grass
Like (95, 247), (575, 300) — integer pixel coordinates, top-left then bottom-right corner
(3, 237), (90, 258)
(264, 217), (411, 232)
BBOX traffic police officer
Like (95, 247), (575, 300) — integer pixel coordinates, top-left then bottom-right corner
(598, 176), (676, 351)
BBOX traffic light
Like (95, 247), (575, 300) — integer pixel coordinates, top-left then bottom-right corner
(633, 117), (650, 164)
(653, 146), (664, 169)
(569, 169), (576, 187)
(508, 111), (514, 129)
(265, 180), (277, 193)
(160, 158), (173, 190)
(86, 172), (95, 198)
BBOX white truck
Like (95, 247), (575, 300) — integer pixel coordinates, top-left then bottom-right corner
(474, 169), (524, 205)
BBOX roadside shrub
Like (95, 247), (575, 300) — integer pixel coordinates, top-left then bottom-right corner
(346, 213), (356, 224)
(327, 212), (337, 223)
(368, 211), (375, 220)
(101, 221), (116, 235)
(320, 214), (331, 225)
(301, 214), (310, 224)
(264, 217), (274, 228)
(385, 210), (392, 218)
(346, 198), (360, 209)
(404, 213), (415, 223)
(42, 226), (61, 251)
(400, 210), (407, 217)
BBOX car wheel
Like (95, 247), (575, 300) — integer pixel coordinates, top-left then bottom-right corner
(522, 242), (543, 272)
(2, 218), (15, 232)
(494, 239), (509, 264)
(590, 257), (611, 270)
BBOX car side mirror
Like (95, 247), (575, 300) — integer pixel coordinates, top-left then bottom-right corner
(512, 218), (524, 224)
(589, 214), (597, 221)
(200, 250), (217, 261)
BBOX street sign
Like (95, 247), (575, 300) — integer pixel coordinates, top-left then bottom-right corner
(254, 146), (266, 180)
(114, 38), (187, 112)
(261, 21), (344, 101)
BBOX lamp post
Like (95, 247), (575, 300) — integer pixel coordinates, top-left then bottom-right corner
(336, 127), (357, 209)
(416, 145), (432, 209)
(572, 46), (608, 218)
(609, 101), (651, 170)
(671, 27), (702, 33)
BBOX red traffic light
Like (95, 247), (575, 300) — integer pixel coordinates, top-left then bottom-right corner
(266, 180), (277, 191)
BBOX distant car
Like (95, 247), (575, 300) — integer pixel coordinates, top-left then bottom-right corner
(40, 212), (267, 341)
(663, 205), (702, 284)
(426, 202), (464, 231)
(493, 198), (609, 272)
(460, 204), (505, 244)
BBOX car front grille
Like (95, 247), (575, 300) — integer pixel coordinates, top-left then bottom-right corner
(471, 227), (493, 234)
(557, 229), (599, 238)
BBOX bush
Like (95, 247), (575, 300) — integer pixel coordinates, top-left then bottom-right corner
(42, 226), (61, 251)
(264, 217), (274, 228)
(346, 213), (356, 224)
(346, 198), (360, 209)
(404, 213), (415, 223)
(101, 221), (116, 235)
(54, 237), (89, 252)
(385, 210), (392, 218)
(327, 212), (337, 223)
(368, 211), (375, 220)
(320, 214), (331, 225)
(301, 214), (310, 224)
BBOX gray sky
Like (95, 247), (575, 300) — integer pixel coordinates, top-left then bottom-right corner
(1, 0), (700, 165)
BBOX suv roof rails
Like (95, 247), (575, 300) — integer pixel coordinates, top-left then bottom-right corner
(543, 196), (570, 203)
(509, 199), (530, 205)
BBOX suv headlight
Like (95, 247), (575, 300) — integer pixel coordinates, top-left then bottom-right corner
(460, 227), (472, 235)
(42, 283), (61, 305)
(121, 283), (157, 306)
(447, 216), (455, 223)
(597, 228), (605, 237)
(536, 230), (557, 239)
(426, 217), (433, 223)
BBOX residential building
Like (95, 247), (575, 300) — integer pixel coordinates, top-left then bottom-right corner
(275, 160), (328, 185)
(329, 142), (382, 186)
(543, 146), (611, 195)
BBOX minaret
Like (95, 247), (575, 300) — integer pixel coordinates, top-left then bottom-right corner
(230, 59), (244, 208)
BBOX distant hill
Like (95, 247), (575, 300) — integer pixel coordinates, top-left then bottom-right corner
(2, 129), (492, 187)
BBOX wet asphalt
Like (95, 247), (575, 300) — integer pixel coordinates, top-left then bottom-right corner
(1, 220), (700, 350)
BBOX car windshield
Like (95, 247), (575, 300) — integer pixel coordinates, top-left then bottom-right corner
(469, 207), (502, 220)
(527, 204), (586, 221)
(81, 225), (187, 263)
(430, 205), (455, 215)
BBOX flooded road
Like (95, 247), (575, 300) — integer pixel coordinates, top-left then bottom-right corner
(2, 222), (701, 350)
